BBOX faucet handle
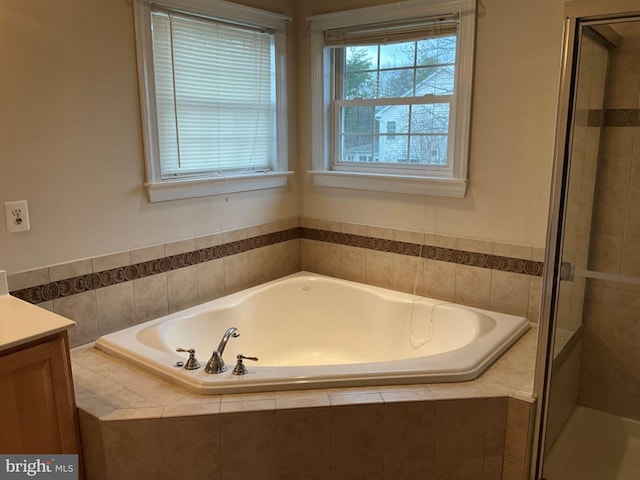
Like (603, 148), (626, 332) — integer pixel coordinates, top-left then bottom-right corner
(176, 347), (201, 370)
(232, 354), (258, 376)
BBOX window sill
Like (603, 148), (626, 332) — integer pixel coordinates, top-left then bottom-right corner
(308, 170), (467, 198)
(145, 171), (294, 202)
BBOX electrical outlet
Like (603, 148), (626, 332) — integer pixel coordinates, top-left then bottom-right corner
(4, 200), (30, 233)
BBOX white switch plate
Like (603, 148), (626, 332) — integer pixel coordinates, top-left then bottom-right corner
(4, 200), (30, 233)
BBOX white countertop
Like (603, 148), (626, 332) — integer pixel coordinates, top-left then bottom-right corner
(0, 293), (76, 352)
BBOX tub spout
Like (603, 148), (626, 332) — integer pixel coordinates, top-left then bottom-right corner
(204, 327), (239, 374)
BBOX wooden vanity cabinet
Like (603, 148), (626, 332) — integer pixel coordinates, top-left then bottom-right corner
(0, 331), (81, 456)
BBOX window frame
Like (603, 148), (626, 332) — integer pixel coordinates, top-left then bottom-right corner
(133, 0), (293, 202)
(307, 0), (476, 198)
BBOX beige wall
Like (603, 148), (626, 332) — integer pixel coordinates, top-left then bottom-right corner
(1, 0), (564, 275)
(0, 0), (297, 274)
(296, 0), (564, 248)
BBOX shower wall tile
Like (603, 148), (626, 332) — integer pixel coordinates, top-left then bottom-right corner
(598, 127), (634, 183)
(167, 264), (199, 313)
(527, 277), (542, 323)
(606, 52), (640, 108)
(196, 258), (225, 304)
(96, 282), (135, 335)
(133, 273), (169, 323)
(592, 182), (630, 235)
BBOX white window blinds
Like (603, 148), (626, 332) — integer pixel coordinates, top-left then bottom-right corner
(151, 10), (275, 179)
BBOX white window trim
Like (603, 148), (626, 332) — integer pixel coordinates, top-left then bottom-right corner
(133, 0), (293, 202)
(307, 0), (475, 198)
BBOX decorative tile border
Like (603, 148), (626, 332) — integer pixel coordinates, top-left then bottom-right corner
(587, 108), (640, 127)
(10, 228), (299, 304)
(10, 225), (543, 305)
(300, 227), (544, 277)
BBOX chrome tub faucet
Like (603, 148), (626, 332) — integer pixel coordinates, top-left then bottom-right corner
(204, 327), (239, 374)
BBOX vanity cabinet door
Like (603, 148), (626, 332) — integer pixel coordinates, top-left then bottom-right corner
(0, 332), (80, 454)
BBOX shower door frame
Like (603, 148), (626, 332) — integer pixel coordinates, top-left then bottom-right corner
(532, 1), (640, 479)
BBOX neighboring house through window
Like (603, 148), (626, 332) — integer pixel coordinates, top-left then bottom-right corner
(133, 0), (292, 201)
(308, 0), (476, 198)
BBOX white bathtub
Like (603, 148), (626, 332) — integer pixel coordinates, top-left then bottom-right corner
(95, 272), (530, 394)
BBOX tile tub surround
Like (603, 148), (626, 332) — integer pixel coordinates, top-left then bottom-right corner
(71, 325), (537, 480)
(7, 216), (545, 348)
(300, 218), (545, 322)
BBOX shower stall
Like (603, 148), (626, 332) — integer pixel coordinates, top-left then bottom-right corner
(534, 1), (640, 479)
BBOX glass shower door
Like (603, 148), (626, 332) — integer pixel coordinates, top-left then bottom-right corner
(534, 3), (640, 480)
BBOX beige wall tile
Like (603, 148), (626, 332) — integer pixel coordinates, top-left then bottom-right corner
(490, 271), (530, 317)
(435, 458), (483, 480)
(621, 236), (640, 276)
(501, 458), (526, 480)
(165, 238), (196, 256)
(599, 127), (634, 182)
(133, 273), (168, 323)
(130, 244), (165, 264)
(458, 238), (494, 254)
(421, 259), (456, 302)
(92, 251), (131, 272)
(593, 182), (630, 236)
(435, 399), (488, 460)
(427, 233), (458, 249)
(485, 398), (508, 457)
(167, 265), (199, 313)
(504, 399), (532, 463)
(96, 282), (135, 335)
(220, 411), (276, 478)
(276, 408), (331, 474)
(332, 466), (383, 480)
(195, 232), (222, 249)
(482, 457), (503, 480)
(197, 258), (225, 304)
(384, 461), (434, 480)
(365, 250), (394, 290)
(340, 245), (366, 283)
(341, 221), (367, 235)
(366, 224), (394, 241)
(384, 401), (436, 467)
(393, 254), (422, 294)
(101, 419), (164, 480)
(54, 290), (98, 347)
(528, 277), (542, 322)
(493, 242), (532, 260)
(49, 259), (92, 282)
(587, 234), (623, 273)
(77, 409), (107, 480)
(454, 265), (491, 310)
(7, 267), (49, 290)
(223, 251), (250, 294)
(314, 241), (341, 278)
(331, 404), (384, 472)
(162, 414), (221, 480)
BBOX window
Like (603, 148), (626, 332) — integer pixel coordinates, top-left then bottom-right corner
(308, 0), (475, 198)
(133, 0), (292, 201)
